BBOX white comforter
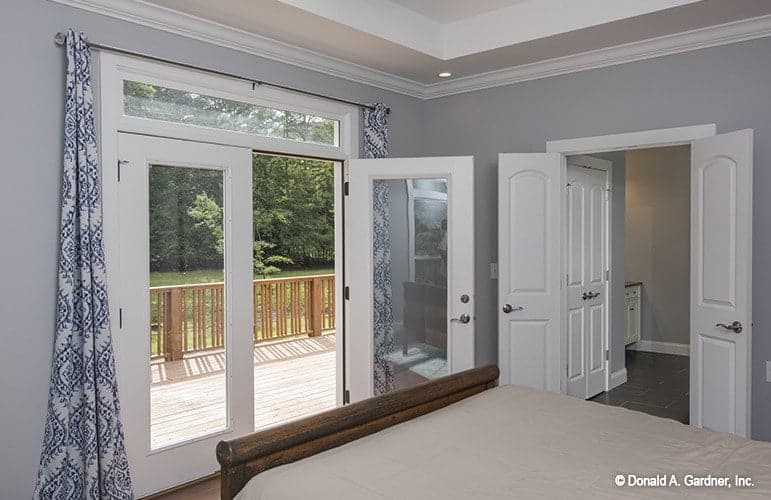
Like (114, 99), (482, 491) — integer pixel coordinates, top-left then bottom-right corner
(237, 385), (771, 499)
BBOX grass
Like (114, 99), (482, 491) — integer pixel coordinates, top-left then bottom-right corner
(150, 266), (334, 287)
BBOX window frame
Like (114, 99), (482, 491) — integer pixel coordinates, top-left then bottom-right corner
(99, 52), (360, 161)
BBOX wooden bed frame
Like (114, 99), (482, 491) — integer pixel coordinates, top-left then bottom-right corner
(216, 364), (499, 499)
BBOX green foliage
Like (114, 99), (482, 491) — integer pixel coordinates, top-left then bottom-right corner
(148, 154), (335, 276)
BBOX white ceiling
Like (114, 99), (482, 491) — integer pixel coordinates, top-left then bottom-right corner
(389, 0), (527, 23)
(142, 0), (771, 84)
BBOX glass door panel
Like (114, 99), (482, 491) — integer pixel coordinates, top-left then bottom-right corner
(347, 158), (475, 402)
(116, 133), (253, 497)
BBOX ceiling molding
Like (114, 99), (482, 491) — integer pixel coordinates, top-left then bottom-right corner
(51, 0), (771, 100)
(49, 0), (426, 98)
(422, 14), (771, 98)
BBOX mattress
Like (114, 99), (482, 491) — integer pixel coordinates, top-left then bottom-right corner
(237, 385), (771, 499)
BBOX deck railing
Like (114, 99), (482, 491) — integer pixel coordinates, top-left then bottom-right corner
(150, 274), (335, 360)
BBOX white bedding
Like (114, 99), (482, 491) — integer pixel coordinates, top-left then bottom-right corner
(237, 385), (771, 499)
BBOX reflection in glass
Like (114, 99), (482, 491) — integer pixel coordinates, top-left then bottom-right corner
(372, 178), (449, 395)
(148, 165), (227, 449)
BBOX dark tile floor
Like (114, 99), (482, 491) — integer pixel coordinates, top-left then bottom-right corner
(590, 350), (689, 424)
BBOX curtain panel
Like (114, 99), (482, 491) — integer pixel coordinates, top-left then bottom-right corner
(363, 103), (395, 395)
(34, 30), (133, 500)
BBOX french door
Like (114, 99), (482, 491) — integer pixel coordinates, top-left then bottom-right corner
(565, 156), (609, 399)
(115, 134), (253, 496)
(347, 157), (475, 402)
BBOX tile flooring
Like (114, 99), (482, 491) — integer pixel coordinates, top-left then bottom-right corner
(590, 350), (689, 424)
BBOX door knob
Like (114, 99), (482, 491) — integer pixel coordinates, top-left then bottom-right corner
(451, 313), (471, 324)
(582, 291), (601, 300)
(502, 304), (524, 314)
(716, 321), (743, 333)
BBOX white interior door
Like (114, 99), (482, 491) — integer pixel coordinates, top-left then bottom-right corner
(565, 157), (609, 399)
(116, 133), (253, 496)
(347, 157), (474, 402)
(498, 154), (561, 392)
(690, 129), (753, 437)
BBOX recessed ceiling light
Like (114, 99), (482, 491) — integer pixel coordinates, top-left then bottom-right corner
(438, 72), (452, 78)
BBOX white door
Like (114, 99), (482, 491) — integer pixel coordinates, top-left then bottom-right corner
(690, 129), (753, 437)
(347, 157), (475, 402)
(116, 134), (254, 496)
(565, 157), (609, 399)
(498, 154), (561, 392)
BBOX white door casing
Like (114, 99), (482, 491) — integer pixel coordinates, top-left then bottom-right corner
(690, 130), (753, 437)
(565, 157), (609, 399)
(116, 133), (254, 496)
(347, 157), (475, 402)
(498, 154), (562, 392)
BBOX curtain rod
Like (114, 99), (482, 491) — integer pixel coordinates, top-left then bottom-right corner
(53, 32), (389, 114)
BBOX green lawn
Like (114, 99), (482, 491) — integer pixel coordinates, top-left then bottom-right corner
(150, 267), (334, 287)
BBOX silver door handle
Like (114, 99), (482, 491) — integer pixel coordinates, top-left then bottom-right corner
(502, 304), (524, 314)
(716, 321), (743, 333)
(451, 314), (471, 324)
(582, 291), (601, 300)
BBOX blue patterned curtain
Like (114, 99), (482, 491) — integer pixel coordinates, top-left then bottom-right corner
(364, 103), (394, 395)
(34, 30), (133, 499)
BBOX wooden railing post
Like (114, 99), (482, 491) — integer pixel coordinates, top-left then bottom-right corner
(310, 277), (323, 337)
(167, 287), (184, 361)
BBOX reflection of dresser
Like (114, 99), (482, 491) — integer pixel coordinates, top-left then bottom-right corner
(624, 283), (642, 345)
(402, 282), (447, 354)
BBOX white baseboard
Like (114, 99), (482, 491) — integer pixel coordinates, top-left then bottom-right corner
(609, 368), (627, 390)
(630, 340), (690, 356)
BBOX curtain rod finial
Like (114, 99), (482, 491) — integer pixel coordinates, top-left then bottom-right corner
(54, 32), (66, 46)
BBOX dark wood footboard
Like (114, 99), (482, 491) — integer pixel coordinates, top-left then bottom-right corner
(216, 364), (499, 499)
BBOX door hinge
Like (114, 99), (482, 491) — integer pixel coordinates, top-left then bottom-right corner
(605, 349), (609, 361)
(344, 286), (350, 300)
(117, 159), (129, 181)
(605, 269), (610, 281)
(344, 181), (349, 196)
(118, 307), (123, 329)
(343, 389), (350, 404)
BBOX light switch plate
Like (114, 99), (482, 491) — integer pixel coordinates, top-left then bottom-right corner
(490, 263), (498, 280)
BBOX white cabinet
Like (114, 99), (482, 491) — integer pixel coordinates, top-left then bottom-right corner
(624, 284), (641, 345)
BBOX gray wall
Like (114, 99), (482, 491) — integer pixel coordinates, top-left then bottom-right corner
(0, 1), (425, 498)
(421, 35), (771, 442)
(625, 146), (691, 346)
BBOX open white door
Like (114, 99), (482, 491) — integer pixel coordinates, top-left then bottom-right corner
(348, 157), (475, 402)
(565, 156), (610, 400)
(690, 129), (753, 437)
(498, 154), (562, 392)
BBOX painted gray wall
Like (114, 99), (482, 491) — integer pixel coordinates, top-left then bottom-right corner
(421, 36), (771, 442)
(625, 146), (691, 346)
(589, 152), (626, 373)
(0, 1), (425, 498)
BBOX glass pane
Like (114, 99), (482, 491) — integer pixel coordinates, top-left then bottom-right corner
(123, 80), (339, 146)
(373, 178), (448, 396)
(148, 165), (227, 449)
(412, 179), (447, 193)
(251, 153), (337, 430)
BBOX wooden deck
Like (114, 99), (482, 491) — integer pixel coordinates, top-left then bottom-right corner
(150, 334), (336, 448)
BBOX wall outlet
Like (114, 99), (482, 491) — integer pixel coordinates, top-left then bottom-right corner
(767, 361), (771, 382)
(490, 263), (498, 280)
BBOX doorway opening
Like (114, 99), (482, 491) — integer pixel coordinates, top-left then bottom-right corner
(567, 147), (691, 425)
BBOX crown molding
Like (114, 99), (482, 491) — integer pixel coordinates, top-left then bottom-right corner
(422, 14), (771, 98)
(49, 0), (426, 98)
(51, 0), (771, 101)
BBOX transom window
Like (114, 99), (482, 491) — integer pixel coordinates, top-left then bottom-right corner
(123, 80), (339, 147)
